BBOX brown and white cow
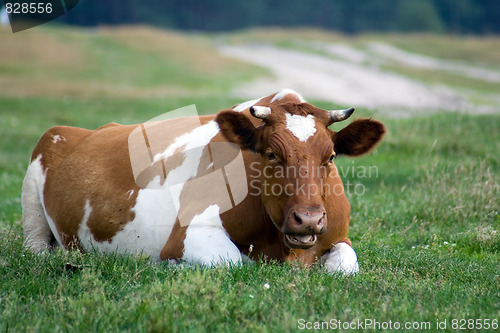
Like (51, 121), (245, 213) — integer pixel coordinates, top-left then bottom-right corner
(22, 89), (385, 274)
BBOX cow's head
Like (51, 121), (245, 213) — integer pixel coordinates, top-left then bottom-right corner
(216, 95), (385, 249)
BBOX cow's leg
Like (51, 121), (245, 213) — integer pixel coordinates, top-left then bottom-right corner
(182, 205), (242, 266)
(21, 156), (53, 253)
(322, 242), (359, 275)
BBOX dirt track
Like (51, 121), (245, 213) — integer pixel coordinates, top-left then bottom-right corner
(220, 43), (500, 116)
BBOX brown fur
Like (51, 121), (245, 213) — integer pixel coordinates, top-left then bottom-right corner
(41, 124), (139, 247)
(333, 119), (386, 156)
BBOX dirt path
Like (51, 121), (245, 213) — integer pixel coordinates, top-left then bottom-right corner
(219, 43), (499, 116)
(366, 42), (500, 83)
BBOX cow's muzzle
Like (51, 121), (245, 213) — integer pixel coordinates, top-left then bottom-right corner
(284, 234), (318, 249)
(283, 209), (327, 249)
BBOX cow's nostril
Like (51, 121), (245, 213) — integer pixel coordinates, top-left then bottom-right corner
(293, 212), (302, 225)
(318, 212), (326, 227)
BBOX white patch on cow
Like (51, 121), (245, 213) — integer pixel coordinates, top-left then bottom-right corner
(232, 98), (262, 112)
(285, 113), (316, 142)
(182, 204), (242, 266)
(78, 183), (178, 261)
(126, 177), (179, 260)
(77, 201), (95, 250)
(153, 120), (220, 164)
(52, 135), (66, 144)
(80, 200), (93, 231)
(154, 121), (220, 217)
(322, 242), (359, 275)
(251, 106), (272, 118)
(271, 88), (306, 103)
(22, 155), (63, 251)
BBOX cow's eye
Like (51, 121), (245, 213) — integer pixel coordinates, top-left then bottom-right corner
(267, 152), (277, 161)
(328, 154), (336, 163)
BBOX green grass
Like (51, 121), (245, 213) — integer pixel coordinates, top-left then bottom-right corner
(1, 26), (499, 332)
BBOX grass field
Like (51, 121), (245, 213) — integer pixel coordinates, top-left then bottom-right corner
(0, 25), (499, 332)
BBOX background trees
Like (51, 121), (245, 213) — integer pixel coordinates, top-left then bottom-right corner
(58, 0), (500, 34)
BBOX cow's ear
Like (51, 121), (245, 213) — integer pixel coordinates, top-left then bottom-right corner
(333, 119), (385, 156)
(216, 111), (260, 151)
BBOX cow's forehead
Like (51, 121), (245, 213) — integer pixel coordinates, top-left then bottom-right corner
(285, 113), (317, 142)
(233, 89), (331, 142)
(268, 104), (332, 146)
(272, 101), (324, 123)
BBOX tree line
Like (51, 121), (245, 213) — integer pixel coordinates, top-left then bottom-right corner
(58, 0), (500, 35)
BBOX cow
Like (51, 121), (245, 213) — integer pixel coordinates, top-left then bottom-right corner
(22, 89), (385, 274)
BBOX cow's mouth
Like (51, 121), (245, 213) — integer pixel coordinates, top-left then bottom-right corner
(284, 234), (317, 249)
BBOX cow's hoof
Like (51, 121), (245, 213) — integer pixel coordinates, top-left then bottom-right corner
(322, 242), (359, 275)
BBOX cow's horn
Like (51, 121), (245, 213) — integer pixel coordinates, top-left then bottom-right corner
(328, 107), (355, 123)
(249, 106), (272, 119)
